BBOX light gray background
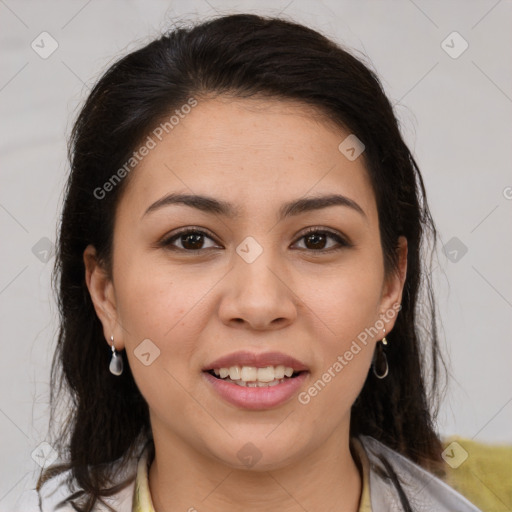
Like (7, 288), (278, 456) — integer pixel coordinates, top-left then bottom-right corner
(1, 0), (511, 510)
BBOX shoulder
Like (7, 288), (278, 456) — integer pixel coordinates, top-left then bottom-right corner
(36, 473), (135, 512)
(22, 452), (141, 512)
(358, 435), (484, 512)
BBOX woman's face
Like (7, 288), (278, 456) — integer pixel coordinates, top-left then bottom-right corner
(85, 97), (406, 470)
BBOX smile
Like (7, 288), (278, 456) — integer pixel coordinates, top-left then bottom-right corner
(203, 368), (309, 410)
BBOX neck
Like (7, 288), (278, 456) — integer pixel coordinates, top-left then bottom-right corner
(148, 428), (362, 512)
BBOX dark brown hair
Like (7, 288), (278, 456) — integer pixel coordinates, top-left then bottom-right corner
(38, 13), (447, 511)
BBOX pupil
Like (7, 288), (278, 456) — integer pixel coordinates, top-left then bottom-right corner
(306, 233), (326, 249)
(182, 233), (203, 250)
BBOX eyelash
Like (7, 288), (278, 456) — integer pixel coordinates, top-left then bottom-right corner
(159, 226), (352, 254)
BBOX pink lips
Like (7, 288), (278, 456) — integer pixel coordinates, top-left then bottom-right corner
(203, 350), (309, 372)
(202, 350), (309, 410)
(202, 370), (309, 410)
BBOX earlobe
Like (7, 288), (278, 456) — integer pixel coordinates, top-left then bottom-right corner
(83, 245), (123, 349)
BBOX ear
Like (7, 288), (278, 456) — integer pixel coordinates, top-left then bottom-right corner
(83, 244), (124, 350)
(378, 236), (408, 331)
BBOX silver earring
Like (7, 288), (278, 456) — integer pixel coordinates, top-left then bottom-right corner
(109, 335), (123, 376)
(372, 329), (389, 379)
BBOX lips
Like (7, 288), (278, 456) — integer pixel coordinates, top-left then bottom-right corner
(203, 369), (309, 410)
(202, 351), (310, 409)
(202, 350), (309, 372)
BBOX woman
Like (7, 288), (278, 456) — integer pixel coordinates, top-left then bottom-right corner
(34, 13), (484, 512)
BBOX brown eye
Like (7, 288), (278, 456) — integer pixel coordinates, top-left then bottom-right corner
(160, 229), (220, 252)
(293, 228), (351, 252)
(304, 232), (328, 250)
(179, 232), (206, 250)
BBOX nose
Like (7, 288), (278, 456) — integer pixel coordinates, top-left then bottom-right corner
(218, 248), (298, 331)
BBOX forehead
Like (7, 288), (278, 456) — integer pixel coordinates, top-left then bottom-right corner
(120, 97), (377, 221)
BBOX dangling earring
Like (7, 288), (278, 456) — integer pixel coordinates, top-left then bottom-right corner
(109, 335), (123, 376)
(372, 329), (389, 379)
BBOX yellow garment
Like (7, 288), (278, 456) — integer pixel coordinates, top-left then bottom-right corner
(351, 437), (372, 511)
(440, 436), (512, 512)
(132, 437), (511, 512)
(132, 446), (153, 512)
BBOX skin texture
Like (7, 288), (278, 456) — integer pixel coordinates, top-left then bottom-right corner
(84, 97), (407, 512)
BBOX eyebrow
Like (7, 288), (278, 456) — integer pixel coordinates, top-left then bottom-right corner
(143, 192), (366, 221)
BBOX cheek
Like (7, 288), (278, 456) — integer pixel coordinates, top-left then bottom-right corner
(295, 277), (379, 416)
(294, 256), (383, 398)
(116, 266), (216, 347)
(116, 266), (214, 417)
(300, 257), (384, 342)
(112, 250), (219, 381)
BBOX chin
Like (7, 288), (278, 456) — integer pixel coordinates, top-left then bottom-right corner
(207, 434), (303, 472)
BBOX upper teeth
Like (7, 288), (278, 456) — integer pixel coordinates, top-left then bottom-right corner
(213, 365), (295, 382)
